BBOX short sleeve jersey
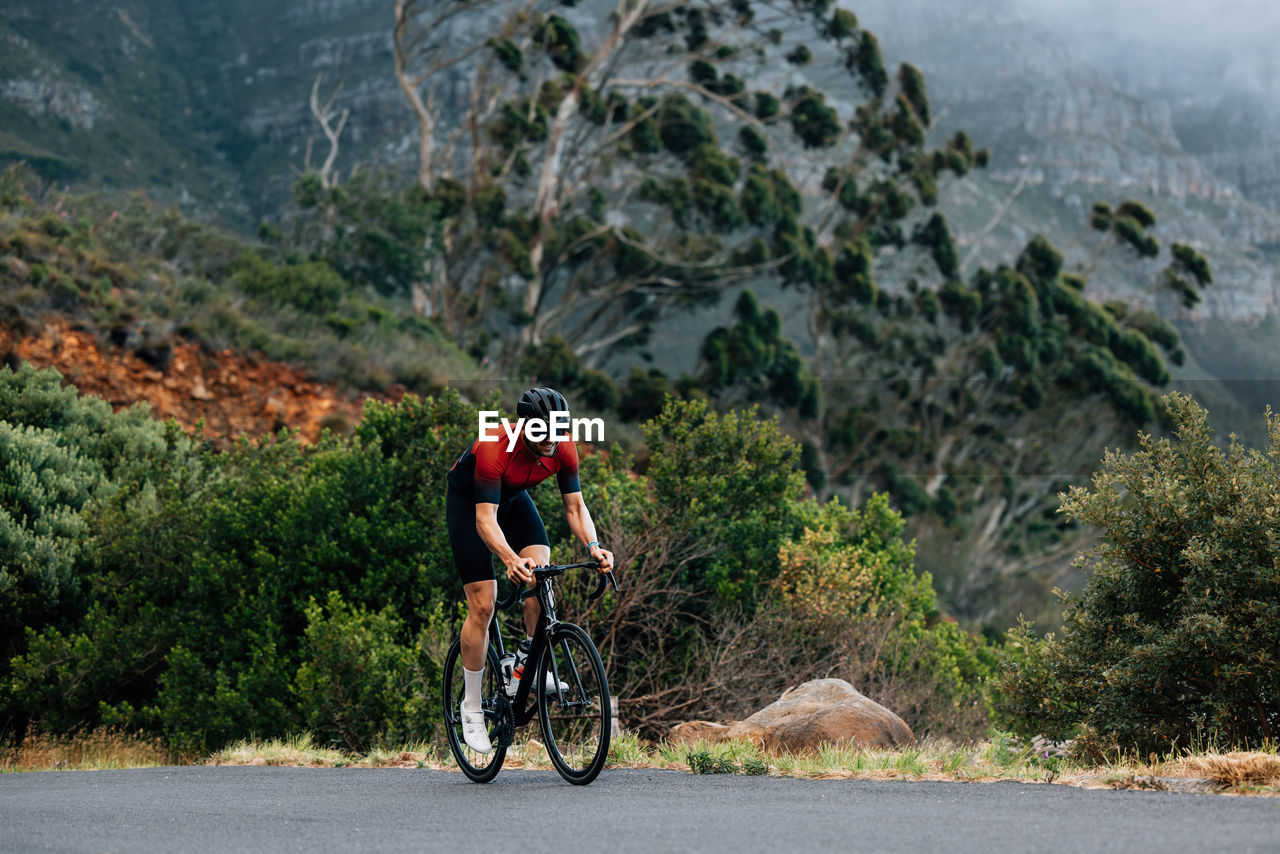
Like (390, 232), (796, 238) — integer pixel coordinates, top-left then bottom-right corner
(447, 436), (581, 505)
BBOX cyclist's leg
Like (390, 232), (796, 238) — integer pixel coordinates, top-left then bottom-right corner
(447, 487), (498, 705)
(460, 580), (496, 672)
(459, 579), (497, 754)
(498, 491), (551, 637)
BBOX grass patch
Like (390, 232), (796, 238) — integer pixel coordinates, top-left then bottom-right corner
(209, 733), (348, 767)
(208, 733), (447, 770)
(1, 728), (175, 772)
(606, 732), (647, 768)
(1180, 751), (1280, 789)
(20, 728), (1273, 797)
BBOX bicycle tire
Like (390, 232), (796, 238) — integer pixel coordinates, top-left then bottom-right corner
(442, 637), (508, 783)
(536, 622), (611, 785)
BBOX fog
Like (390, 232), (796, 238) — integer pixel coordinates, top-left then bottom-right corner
(1013, 0), (1280, 100)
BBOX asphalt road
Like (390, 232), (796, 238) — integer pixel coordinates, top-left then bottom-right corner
(2, 767), (1279, 854)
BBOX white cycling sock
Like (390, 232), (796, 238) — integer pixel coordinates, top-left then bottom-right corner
(462, 666), (484, 712)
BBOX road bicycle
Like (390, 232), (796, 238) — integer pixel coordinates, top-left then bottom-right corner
(441, 561), (619, 785)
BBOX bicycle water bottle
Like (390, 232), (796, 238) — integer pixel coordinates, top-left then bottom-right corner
(499, 651), (517, 686)
(504, 639), (532, 697)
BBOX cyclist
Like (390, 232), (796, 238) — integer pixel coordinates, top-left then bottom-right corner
(446, 387), (614, 754)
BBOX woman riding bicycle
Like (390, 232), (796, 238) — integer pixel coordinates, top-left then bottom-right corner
(445, 387), (614, 754)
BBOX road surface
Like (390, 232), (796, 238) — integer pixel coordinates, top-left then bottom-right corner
(2, 767), (1278, 853)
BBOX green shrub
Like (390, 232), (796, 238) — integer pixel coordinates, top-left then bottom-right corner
(0, 421), (102, 634)
(519, 336), (581, 388)
(687, 749), (739, 774)
(578, 369), (619, 412)
(996, 393), (1280, 753)
(644, 396), (805, 604)
(764, 495), (997, 738)
(6, 387), (481, 751)
(0, 364), (197, 701)
(294, 591), (442, 753)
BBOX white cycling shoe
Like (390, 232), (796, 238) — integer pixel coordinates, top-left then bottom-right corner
(459, 704), (493, 754)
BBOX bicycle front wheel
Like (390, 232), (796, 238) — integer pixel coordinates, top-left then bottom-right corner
(537, 623), (611, 785)
(442, 637), (507, 783)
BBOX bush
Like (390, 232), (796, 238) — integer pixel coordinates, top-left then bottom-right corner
(0, 364), (196, 703)
(5, 376), (994, 750)
(996, 393), (1280, 753)
(643, 397), (805, 605)
(6, 386), (482, 752)
(0, 421), (101, 627)
(737, 496), (996, 739)
(294, 591), (444, 752)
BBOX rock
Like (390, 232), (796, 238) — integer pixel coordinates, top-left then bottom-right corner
(668, 721), (732, 745)
(730, 679), (915, 753)
(1029, 735), (1072, 759)
(669, 679), (915, 753)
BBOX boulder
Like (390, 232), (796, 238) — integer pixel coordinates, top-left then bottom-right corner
(668, 720), (732, 745)
(669, 679), (914, 753)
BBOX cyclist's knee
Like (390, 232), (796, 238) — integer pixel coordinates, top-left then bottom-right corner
(469, 597), (495, 623)
(520, 544), (550, 564)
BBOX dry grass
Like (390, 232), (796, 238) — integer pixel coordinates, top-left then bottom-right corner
(207, 732), (652, 773)
(1180, 752), (1280, 789)
(209, 734), (351, 768)
(11, 727), (1276, 796)
(1, 728), (175, 772)
(647, 735), (1279, 795)
(209, 734), (447, 769)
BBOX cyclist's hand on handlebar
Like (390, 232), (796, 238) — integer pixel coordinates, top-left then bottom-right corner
(589, 544), (614, 573)
(505, 555), (538, 585)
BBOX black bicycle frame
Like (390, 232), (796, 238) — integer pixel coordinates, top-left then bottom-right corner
(487, 594), (548, 728)
(488, 562), (609, 728)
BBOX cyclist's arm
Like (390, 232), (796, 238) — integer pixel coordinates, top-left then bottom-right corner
(476, 502), (535, 583)
(562, 492), (613, 571)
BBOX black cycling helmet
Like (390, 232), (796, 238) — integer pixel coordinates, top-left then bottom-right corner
(516, 387), (569, 422)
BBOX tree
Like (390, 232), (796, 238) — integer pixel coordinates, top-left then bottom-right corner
(386, 2), (1211, 623)
(698, 200), (1210, 623)
(388, 0), (981, 365)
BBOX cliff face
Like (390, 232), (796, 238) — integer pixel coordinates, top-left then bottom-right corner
(850, 0), (1280, 323)
(0, 0), (407, 223)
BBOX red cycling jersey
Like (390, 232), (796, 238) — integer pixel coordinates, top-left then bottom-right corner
(447, 435), (581, 505)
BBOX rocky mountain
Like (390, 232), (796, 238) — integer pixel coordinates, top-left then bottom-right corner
(0, 0), (406, 225)
(852, 0), (1280, 319)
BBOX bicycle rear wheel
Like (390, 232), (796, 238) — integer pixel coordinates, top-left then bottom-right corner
(537, 623), (610, 785)
(442, 638), (508, 783)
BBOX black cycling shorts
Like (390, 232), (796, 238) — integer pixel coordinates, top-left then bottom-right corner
(446, 486), (549, 586)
